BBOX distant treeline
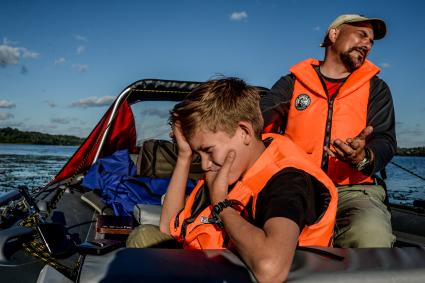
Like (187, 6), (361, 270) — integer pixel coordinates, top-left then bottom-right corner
(0, 127), (85, 146)
(0, 127), (424, 154)
(396, 147), (425, 157)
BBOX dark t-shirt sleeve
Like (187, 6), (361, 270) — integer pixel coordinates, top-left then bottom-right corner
(254, 168), (327, 230)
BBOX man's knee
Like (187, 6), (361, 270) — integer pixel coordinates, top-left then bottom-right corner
(335, 213), (395, 248)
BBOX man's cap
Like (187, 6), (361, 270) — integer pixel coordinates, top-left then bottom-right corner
(320, 14), (387, 47)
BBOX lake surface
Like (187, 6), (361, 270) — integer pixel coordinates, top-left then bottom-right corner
(0, 144), (77, 193)
(0, 144), (424, 206)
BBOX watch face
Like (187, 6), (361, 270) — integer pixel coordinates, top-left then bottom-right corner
(356, 157), (370, 171)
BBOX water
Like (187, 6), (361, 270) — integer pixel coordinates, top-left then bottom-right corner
(0, 144), (424, 206)
(385, 156), (425, 206)
(0, 144), (77, 193)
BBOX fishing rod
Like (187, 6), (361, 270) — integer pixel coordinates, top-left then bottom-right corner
(390, 161), (425, 182)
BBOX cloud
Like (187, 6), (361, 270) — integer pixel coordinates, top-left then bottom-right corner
(0, 112), (14, 120)
(20, 48), (39, 59)
(71, 96), (115, 108)
(76, 45), (86, 55)
(396, 122), (425, 147)
(54, 57), (66, 65)
(397, 125), (423, 137)
(65, 125), (91, 138)
(0, 100), (16, 109)
(230, 11), (248, 21)
(0, 121), (23, 128)
(0, 42), (39, 67)
(0, 44), (20, 66)
(2, 38), (18, 45)
(74, 35), (88, 42)
(50, 117), (77, 124)
(380, 62), (391, 68)
(72, 64), (88, 72)
(44, 100), (57, 108)
(313, 26), (321, 32)
(141, 108), (170, 119)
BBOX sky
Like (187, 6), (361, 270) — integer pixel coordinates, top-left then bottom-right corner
(0, 0), (424, 148)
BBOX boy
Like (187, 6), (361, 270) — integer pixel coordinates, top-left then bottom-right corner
(158, 78), (337, 282)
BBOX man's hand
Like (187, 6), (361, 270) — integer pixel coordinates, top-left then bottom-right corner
(324, 126), (374, 167)
(206, 150), (236, 205)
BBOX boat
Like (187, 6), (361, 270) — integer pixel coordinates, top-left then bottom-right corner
(0, 79), (424, 282)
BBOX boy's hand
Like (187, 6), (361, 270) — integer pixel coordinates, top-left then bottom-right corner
(172, 121), (192, 159)
(206, 150), (236, 205)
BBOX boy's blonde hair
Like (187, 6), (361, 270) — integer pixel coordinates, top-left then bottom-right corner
(170, 77), (264, 140)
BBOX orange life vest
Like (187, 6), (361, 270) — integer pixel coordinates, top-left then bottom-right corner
(169, 133), (337, 249)
(286, 58), (380, 185)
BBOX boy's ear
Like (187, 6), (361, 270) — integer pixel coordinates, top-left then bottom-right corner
(238, 121), (254, 145)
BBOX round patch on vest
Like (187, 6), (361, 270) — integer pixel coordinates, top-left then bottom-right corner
(294, 94), (311, 111)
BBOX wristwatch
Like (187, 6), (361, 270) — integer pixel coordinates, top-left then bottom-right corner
(355, 147), (372, 172)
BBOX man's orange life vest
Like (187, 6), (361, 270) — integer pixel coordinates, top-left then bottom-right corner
(169, 133), (337, 249)
(286, 58), (380, 185)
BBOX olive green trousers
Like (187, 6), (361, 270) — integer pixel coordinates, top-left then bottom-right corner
(126, 224), (176, 248)
(333, 184), (395, 248)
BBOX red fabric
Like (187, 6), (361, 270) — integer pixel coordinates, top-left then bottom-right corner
(101, 101), (137, 157)
(52, 100), (136, 185)
(263, 122), (275, 134)
(324, 80), (343, 100)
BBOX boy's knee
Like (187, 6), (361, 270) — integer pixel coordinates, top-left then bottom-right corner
(126, 224), (174, 248)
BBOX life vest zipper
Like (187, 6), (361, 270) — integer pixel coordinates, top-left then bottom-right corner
(316, 72), (340, 172)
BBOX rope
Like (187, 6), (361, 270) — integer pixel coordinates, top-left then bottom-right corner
(390, 161), (425, 182)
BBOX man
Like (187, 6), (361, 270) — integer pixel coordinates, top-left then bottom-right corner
(128, 78), (338, 282)
(261, 14), (396, 247)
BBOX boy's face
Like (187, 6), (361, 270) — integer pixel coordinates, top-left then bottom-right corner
(188, 126), (251, 185)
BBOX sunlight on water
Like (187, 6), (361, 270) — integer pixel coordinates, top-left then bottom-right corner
(0, 144), (76, 193)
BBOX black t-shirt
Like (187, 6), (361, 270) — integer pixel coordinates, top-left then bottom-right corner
(252, 167), (330, 230)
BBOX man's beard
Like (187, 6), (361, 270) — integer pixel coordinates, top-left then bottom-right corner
(340, 47), (367, 72)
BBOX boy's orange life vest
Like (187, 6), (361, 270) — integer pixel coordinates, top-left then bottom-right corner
(169, 133), (337, 249)
(286, 58), (380, 185)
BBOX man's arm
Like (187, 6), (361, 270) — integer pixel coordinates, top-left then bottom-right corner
(260, 75), (294, 133)
(366, 77), (397, 173)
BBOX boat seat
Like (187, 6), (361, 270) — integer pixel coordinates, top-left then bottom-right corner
(135, 139), (203, 179)
(78, 247), (425, 283)
(133, 204), (161, 226)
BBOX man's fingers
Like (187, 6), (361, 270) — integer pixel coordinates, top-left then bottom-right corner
(333, 140), (355, 156)
(332, 144), (348, 158)
(356, 126), (373, 140)
(349, 140), (361, 150)
(324, 146), (336, 158)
